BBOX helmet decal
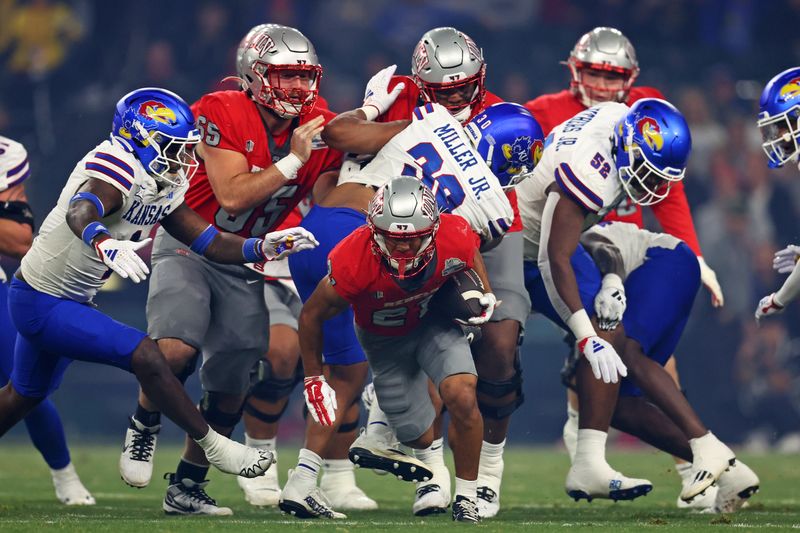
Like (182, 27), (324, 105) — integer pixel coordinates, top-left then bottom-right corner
(778, 77), (800, 104)
(636, 117), (664, 152)
(501, 136), (534, 175)
(137, 101), (177, 125)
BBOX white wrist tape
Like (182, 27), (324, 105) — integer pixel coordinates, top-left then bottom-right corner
(274, 152), (303, 180)
(358, 105), (380, 122)
(566, 308), (596, 341)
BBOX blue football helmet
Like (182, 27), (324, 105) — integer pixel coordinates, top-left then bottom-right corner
(112, 88), (201, 186)
(613, 98), (691, 206)
(465, 102), (545, 188)
(757, 67), (800, 169)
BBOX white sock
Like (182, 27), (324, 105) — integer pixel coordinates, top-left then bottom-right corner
(245, 434), (277, 452)
(454, 477), (477, 501)
(574, 429), (608, 466)
(415, 437), (446, 467)
(366, 397), (392, 437)
(51, 463), (77, 480)
(688, 431), (716, 455)
(322, 458), (354, 475)
(295, 448), (322, 488)
(675, 461), (693, 481)
(480, 439), (505, 461)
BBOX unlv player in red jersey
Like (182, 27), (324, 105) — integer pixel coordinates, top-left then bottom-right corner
(116, 24), (343, 516)
(524, 26), (723, 510)
(321, 27), (530, 518)
(298, 177), (494, 523)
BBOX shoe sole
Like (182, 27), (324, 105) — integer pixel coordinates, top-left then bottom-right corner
(567, 483), (653, 502)
(163, 505), (233, 516)
(278, 499), (319, 519)
(120, 475), (149, 489)
(349, 447), (433, 482)
(414, 506), (448, 517)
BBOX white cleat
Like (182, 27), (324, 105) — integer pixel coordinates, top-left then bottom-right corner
(677, 486), (718, 510)
(349, 429), (432, 483)
(709, 460), (760, 513)
(320, 468), (378, 511)
(119, 416), (159, 488)
(51, 463), (96, 506)
(237, 452), (281, 507)
(413, 463), (451, 516)
(279, 469), (347, 519)
(163, 473), (233, 516)
(566, 461), (653, 502)
(198, 428), (275, 478)
(477, 458), (503, 518)
(681, 433), (736, 503)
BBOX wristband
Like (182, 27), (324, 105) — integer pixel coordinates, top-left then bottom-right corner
(242, 237), (265, 262)
(358, 105), (380, 121)
(81, 221), (111, 247)
(189, 224), (219, 256)
(273, 153), (303, 180)
(70, 192), (106, 218)
(566, 308), (595, 341)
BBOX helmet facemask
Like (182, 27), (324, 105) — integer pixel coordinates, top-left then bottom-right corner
(568, 60), (637, 107)
(249, 62), (322, 118)
(757, 106), (800, 169)
(416, 66), (486, 123)
(370, 225), (438, 280)
(135, 122), (201, 187)
(618, 143), (684, 206)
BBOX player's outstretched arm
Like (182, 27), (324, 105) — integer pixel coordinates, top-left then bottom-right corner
(0, 182), (33, 259)
(580, 230), (627, 331)
(297, 276), (349, 425)
(755, 249), (800, 322)
(161, 204), (318, 264)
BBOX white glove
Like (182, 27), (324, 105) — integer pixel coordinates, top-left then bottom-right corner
(698, 256), (724, 308)
(95, 237), (152, 283)
(755, 293), (785, 323)
(458, 292), (499, 326)
(577, 336), (628, 384)
(594, 274), (626, 331)
(773, 244), (800, 274)
(361, 64), (405, 119)
(303, 375), (338, 426)
(261, 227), (319, 261)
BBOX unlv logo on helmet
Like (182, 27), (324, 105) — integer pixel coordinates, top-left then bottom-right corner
(251, 33), (277, 58)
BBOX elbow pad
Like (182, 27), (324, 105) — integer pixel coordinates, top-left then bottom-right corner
(0, 200), (34, 230)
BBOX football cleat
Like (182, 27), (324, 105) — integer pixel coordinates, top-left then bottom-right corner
(566, 462), (652, 502)
(476, 452), (503, 518)
(237, 451), (280, 507)
(51, 463), (96, 506)
(710, 460), (760, 513)
(162, 473), (233, 516)
(119, 416), (159, 488)
(681, 434), (736, 502)
(349, 428), (433, 483)
(320, 467), (378, 511)
(451, 495), (481, 523)
(413, 462), (451, 516)
(676, 462), (717, 510)
(199, 429), (275, 478)
(279, 469), (347, 519)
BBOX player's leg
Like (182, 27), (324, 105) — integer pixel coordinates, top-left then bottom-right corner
(411, 379), (450, 516)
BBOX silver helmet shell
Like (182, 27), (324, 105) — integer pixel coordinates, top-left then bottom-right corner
(565, 27), (640, 107)
(235, 24), (322, 118)
(368, 176), (440, 279)
(411, 27), (486, 123)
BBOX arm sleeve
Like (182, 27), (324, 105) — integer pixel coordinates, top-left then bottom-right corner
(650, 180), (702, 255)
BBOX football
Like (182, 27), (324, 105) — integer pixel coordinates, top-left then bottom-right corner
(429, 268), (486, 322)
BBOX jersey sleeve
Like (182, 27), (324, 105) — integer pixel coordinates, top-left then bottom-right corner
(552, 156), (607, 213)
(0, 137), (30, 191)
(83, 143), (137, 196)
(650, 180), (702, 255)
(327, 234), (367, 302)
(192, 93), (243, 153)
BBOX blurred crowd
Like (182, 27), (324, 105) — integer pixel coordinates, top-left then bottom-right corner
(2, 0), (800, 447)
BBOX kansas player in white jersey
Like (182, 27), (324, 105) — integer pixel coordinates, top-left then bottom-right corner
(0, 89), (320, 504)
(518, 98), (737, 503)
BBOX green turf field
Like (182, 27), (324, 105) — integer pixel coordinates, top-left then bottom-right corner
(0, 444), (797, 531)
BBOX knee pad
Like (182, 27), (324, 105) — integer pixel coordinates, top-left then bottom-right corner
(200, 391), (244, 428)
(175, 353), (200, 384)
(337, 401), (360, 433)
(476, 348), (525, 420)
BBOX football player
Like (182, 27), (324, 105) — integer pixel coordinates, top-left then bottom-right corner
(115, 25), (342, 515)
(755, 67), (800, 321)
(517, 97), (736, 502)
(299, 177), (493, 523)
(524, 26), (723, 508)
(0, 88), (317, 496)
(318, 27), (534, 518)
(0, 136), (94, 505)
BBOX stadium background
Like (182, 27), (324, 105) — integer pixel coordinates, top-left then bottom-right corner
(1, 0), (799, 453)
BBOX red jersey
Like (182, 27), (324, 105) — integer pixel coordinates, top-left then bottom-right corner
(186, 90), (343, 238)
(378, 76), (523, 232)
(328, 214), (480, 336)
(523, 88), (702, 255)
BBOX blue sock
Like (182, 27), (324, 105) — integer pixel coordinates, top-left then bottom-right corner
(24, 399), (71, 470)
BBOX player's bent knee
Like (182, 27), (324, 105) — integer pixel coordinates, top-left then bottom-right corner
(475, 349), (525, 420)
(131, 337), (169, 374)
(200, 391), (245, 430)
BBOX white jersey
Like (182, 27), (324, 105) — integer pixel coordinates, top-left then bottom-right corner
(0, 135), (30, 192)
(21, 137), (186, 303)
(339, 103), (513, 243)
(517, 102), (630, 260)
(581, 222), (681, 277)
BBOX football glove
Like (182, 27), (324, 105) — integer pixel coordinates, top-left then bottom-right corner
(304, 375), (337, 426)
(456, 292), (499, 326)
(95, 237), (152, 283)
(773, 244), (800, 274)
(698, 256), (724, 307)
(261, 227), (319, 261)
(594, 274), (626, 331)
(362, 64), (405, 119)
(577, 336), (627, 384)
(755, 293), (784, 323)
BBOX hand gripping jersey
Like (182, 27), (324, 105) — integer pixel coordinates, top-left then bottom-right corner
(340, 103), (513, 243)
(517, 102), (629, 261)
(327, 214), (479, 336)
(524, 87), (702, 255)
(21, 137), (185, 303)
(185, 90), (342, 239)
(0, 135), (30, 191)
